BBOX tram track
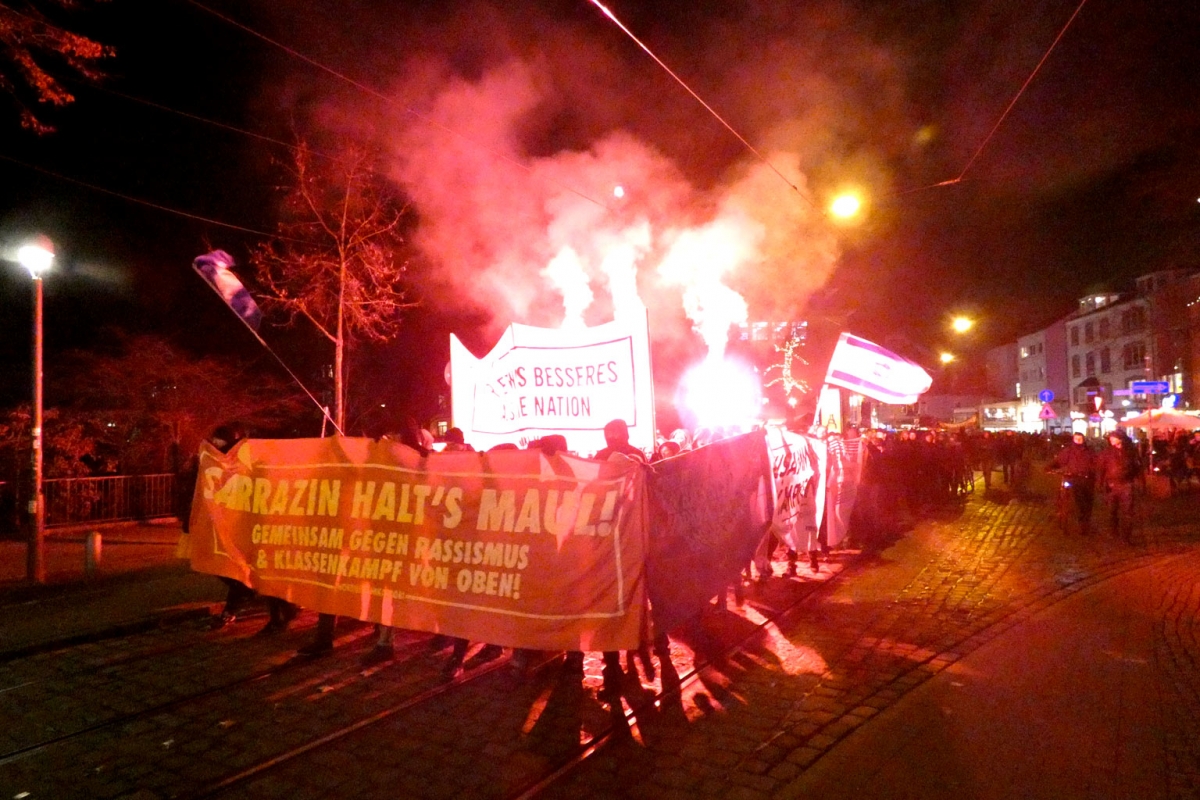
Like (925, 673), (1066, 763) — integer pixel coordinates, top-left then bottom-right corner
(181, 560), (852, 800)
(4, 489), (1191, 800)
(0, 620), (379, 767)
(0, 616), (607, 799)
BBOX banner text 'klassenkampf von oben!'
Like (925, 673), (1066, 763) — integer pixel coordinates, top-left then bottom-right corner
(188, 438), (647, 651)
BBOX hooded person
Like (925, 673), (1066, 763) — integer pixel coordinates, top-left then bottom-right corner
(1098, 430), (1142, 541)
(594, 419), (647, 462)
(442, 427), (474, 452)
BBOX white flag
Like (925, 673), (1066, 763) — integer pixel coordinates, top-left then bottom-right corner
(824, 332), (931, 404)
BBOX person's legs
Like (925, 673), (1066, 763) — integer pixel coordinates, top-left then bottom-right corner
(212, 578), (254, 629)
(1076, 484), (1094, 535)
(361, 625), (396, 666)
(258, 598), (297, 635)
(442, 637), (470, 679)
(298, 613), (336, 656)
(600, 651), (622, 700)
(1116, 484), (1135, 541)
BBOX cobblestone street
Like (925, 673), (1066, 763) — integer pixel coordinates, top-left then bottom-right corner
(1, 485), (1197, 800)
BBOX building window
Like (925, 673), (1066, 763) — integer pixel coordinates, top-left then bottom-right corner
(1100, 347), (1111, 374)
(1070, 326), (1079, 346)
(1020, 346), (1029, 358)
(1122, 341), (1147, 370)
(1072, 354), (1081, 378)
(1099, 318), (1110, 340)
(1085, 352), (1095, 376)
(1084, 321), (1094, 343)
(1121, 307), (1146, 334)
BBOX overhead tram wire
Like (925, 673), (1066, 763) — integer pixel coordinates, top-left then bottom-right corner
(0, 151), (283, 238)
(182, 0), (614, 215)
(587, 0), (1089, 207)
(74, 80), (336, 160)
(884, 0), (1092, 200)
(584, 0), (820, 215)
(951, 0), (1090, 184)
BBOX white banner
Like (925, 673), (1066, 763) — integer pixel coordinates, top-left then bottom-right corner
(824, 433), (863, 549)
(766, 427), (826, 554)
(450, 313), (655, 455)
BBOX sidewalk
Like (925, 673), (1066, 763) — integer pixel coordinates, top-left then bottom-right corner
(783, 549), (1200, 799)
(0, 520), (225, 658)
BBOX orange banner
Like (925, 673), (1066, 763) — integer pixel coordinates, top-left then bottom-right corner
(187, 437), (647, 651)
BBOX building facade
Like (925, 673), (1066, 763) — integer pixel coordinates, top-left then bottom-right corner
(1065, 269), (1194, 417)
(1016, 317), (1070, 429)
(985, 342), (1019, 400)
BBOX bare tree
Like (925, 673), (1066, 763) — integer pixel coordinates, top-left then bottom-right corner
(0, 0), (112, 133)
(250, 141), (414, 432)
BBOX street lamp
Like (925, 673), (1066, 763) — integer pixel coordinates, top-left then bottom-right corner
(17, 236), (53, 583)
(951, 316), (974, 334)
(829, 191), (863, 220)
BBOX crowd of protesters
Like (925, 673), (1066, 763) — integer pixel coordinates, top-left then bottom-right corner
(852, 428), (1048, 546)
(179, 416), (1199, 702)
(850, 424), (1199, 548)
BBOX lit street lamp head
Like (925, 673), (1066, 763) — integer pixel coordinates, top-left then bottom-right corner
(951, 316), (974, 334)
(829, 192), (862, 220)
(17, 235), (55, 278)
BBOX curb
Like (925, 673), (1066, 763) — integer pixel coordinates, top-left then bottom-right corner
(0, 600), (222, 663)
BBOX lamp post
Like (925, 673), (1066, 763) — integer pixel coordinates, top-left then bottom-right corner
(17, 237), (54, 583)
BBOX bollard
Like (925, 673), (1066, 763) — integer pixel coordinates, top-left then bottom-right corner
(85, 530), (102, 577)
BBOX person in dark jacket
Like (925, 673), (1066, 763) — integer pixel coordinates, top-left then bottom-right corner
(1050, 432), (1096, 534)
(1097, 431), (1141, 541)
(183, 424), (258, 629)
(590, 419), (650, 701)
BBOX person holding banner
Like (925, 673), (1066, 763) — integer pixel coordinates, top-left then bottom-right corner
(179, 423), (258, 630)
(591, 419), (652, 701)
(436, 428), (504, 679)
(300, 416), (432, 661)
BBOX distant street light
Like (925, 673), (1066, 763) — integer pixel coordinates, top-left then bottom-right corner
(17, 236), (54, 584)
(940, 352), (955, 364)
(829, 192), (863, 220)
(951, 316), (974, 334)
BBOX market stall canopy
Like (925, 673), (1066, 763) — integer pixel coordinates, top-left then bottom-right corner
(1120, 409), (1200, 430)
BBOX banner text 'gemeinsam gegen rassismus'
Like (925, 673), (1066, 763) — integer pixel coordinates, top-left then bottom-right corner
(449, 314), (655, 455)
(187, 437), (648, 651)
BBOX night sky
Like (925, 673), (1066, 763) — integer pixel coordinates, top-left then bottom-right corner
(1, 0), (1197, 422)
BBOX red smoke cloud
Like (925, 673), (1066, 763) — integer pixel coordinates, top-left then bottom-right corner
(380, 57), (841, 366)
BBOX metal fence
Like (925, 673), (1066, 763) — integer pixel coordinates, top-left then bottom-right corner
(39, 474), (179, 528)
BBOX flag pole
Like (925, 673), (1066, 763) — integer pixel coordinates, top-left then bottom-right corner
(195, 274), (344, 436)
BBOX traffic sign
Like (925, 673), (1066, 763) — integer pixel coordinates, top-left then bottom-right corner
(1037, 389), (1054, 403)
(1039, 403), (1057, 420)
(1131, 380), (1170, 394)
